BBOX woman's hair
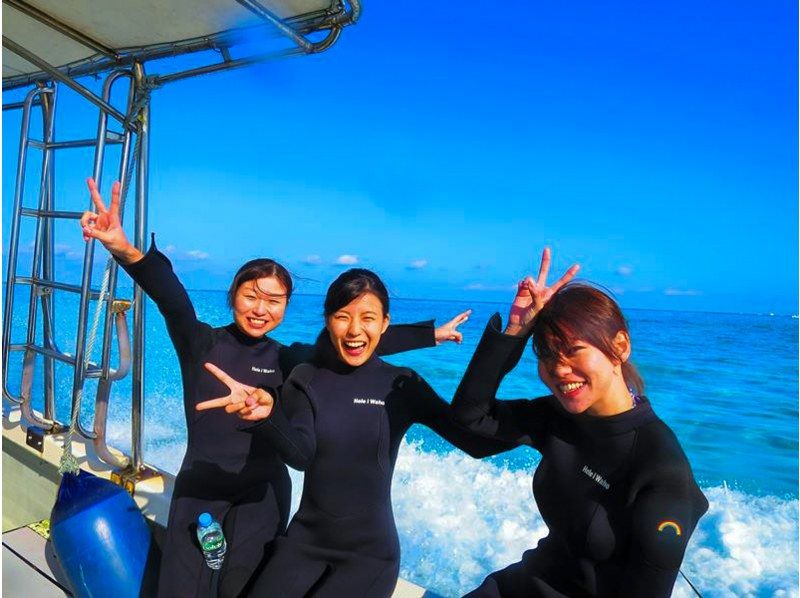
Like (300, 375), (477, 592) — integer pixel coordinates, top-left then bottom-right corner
(227, 258), (293, 308)
(324, 268), (390, 317)
(531, 282), (644, 395)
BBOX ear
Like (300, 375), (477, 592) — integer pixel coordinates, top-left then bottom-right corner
(381, 313), (390, 335)
(613, 331), (631, 363)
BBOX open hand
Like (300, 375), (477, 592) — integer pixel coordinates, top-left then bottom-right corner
(196, 363), (275, 421)
(505, 248), (580, 335)
(435, 309), (472, 345)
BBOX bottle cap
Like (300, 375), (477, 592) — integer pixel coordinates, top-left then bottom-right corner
(198, 512), (212, 527)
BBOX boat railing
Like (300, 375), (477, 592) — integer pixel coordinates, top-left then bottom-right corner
(3, 0), (361, 492)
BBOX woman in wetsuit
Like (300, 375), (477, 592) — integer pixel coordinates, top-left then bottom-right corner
(198, 268), (509, 597)
(80, 179), (471, 598)
(451, 248), (708, 597)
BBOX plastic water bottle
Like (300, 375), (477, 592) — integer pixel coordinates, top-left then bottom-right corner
(196, 512), (226, 570)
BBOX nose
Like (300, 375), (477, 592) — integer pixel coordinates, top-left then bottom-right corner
(252, 300), (268, 315)
(346, 319), (362, 337)
(550, 357), (572, 377)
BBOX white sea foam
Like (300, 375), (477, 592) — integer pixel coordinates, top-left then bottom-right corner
(387, 440), (799, 598)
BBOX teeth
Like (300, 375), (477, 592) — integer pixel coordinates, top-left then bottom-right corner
(250, 319), (266, 325)
(559, 382), (584, 393)
(344, 341), (366, 348)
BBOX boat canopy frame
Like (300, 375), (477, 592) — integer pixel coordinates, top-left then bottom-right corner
(2, 0), (360, 486)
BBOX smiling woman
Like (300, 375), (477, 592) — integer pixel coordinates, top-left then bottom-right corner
(198, 267), (512, 597)
(451, 249), (709, 597)
(228, 259), (292, 338)
(325, 268), (391, 366)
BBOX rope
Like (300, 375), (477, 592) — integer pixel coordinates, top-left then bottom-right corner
(680, 568), (703, 597)
(58, 118), (143, 476)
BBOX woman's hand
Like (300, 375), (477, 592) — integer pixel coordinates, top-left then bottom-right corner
(504, 248), (580, 336)
(81, 178), (143, 264)
(196, 363), (275, 421)
(435, 309), (472, 345)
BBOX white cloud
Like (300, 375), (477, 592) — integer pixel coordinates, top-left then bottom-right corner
(304, 254), (322, 265)
(407, 259), (428, 270)
(616, 265), (633, 276)
(664, 288), (702, 297)
(185, 250), (209, 261)
(335, 254), (358, 265)
(163, 245), (177, 255)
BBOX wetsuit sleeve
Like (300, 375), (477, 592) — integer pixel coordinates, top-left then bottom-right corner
(119, 239), (211, 358)
(246, 368), (316, 471)
(618, 468), (708, 597)
(278, 321), (436, 373)
(376, 320), (436, 355)
(403, 372), (514, 458)
(451, 313), (549, 448)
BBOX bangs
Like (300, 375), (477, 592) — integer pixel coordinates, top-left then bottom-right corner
(532, 317), (578, 362)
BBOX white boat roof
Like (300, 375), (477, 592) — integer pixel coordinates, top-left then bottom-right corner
(3, 0), (347, 88)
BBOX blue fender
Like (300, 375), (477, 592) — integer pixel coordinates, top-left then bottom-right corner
(50, 470), (152, 598)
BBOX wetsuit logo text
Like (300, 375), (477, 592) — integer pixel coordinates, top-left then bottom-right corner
(251, 367), (276, 374)
(582, 465), (611, 490)
(353, 398), (386, 406)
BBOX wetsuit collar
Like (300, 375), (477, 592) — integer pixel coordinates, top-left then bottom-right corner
(566, 395), (658, 437)
(225, 323), (272, 347)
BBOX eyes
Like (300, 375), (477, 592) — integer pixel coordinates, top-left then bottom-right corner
(242, 294), (283, 306)
(333, 312), (378, 323)
(564, 344), (586, 357)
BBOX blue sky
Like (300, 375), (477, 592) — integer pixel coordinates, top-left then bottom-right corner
(3, 0), (797, 314)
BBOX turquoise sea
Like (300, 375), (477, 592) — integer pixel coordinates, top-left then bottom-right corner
(4, 289), (798, 597)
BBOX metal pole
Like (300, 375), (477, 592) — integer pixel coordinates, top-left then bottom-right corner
(131, 62), (150, 471)
(40, 86), (57, 421)
(3, 86), (51, 404)
(98, 70), (135, 397)
(2, 37), (133, 129)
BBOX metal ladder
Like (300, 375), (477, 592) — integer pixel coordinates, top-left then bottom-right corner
(2, 66), (153, 475)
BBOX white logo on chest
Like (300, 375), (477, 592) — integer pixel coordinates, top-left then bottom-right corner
(251, 366), (276, 374)
(353, 398), (385, 406)
(581, 465), (611, 490)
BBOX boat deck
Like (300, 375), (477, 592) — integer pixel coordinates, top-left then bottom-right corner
(3, 525), (70, 597)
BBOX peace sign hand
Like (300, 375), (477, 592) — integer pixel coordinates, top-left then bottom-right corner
(196, 362), (275, 421)
(435, 309), (472, 345)
(81, 178), (142, 264)
(504, 248), (580, 336)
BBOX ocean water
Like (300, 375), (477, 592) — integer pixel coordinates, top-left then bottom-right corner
(4, 288), (798, 597)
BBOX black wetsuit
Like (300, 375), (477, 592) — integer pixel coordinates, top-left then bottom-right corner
(451, 315), (709, 598)
(120, 244), (436, 598)
(244, 339), (510, 598)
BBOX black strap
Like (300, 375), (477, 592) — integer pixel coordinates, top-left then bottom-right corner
(679, 568), (703, 597)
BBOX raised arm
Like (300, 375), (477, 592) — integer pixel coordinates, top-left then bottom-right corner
(401, 371), (514, 459)
(450, 314), (544, 446)
(278, 310), (473, 373)
(451, 248), (579, 445)
(81, 178), (208, 356)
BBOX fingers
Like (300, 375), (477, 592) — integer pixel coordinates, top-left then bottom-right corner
(86, 177), (108, 213)
(204, 362), (236, 389)
(451, 330), (463, 344)
(81, 211), (98, 241)
(536, 247), (552, 286)
(552, 264), (581, 292)
(109, 181), (121, 217)
(449, 309), (472, 327)
(195, 397), (232, 411)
